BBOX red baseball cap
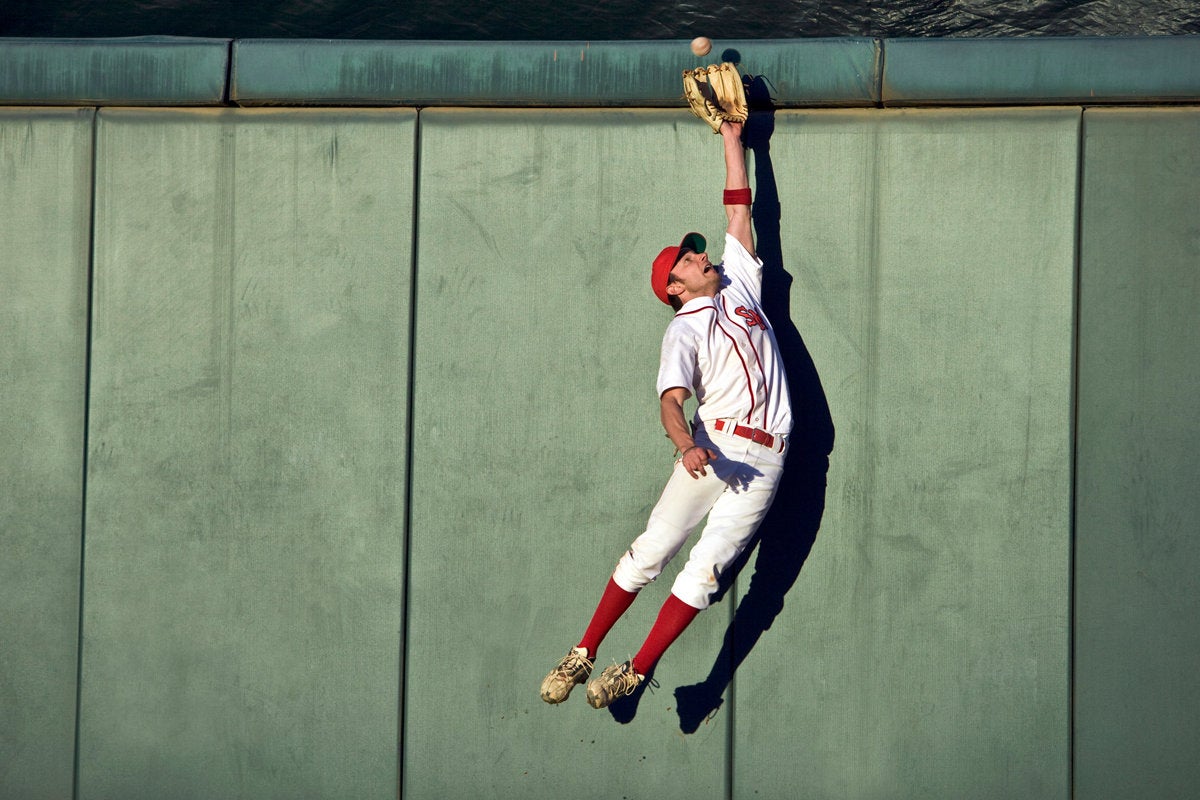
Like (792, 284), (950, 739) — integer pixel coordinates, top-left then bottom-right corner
(650, 232), (706, 306)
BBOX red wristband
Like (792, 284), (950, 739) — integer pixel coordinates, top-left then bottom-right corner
(723, 188), (752, 206)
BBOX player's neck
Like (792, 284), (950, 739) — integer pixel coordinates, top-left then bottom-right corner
(677, 290), (718, 309)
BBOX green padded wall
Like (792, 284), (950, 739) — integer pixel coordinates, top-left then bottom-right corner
(79, 108), (415, 799)
(403, 107), (1075, 799)
(0, 62), (1193, 798)
(728, 108), (1077, 799)
(1074, 107), (1200, 800)
(405, 108), (738, 799)
(0, 106), (93, 800)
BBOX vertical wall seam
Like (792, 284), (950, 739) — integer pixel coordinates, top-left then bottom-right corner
(875, 37), (887, 109)
(72, 104), (99, 800)
(726, 660), (735, 800)
(1067, 104), (1087, 800)
(222, 39), (234, 106)
(398, 106), (423, 800)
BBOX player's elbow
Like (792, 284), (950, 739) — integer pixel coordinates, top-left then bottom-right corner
(660, 387), (690, 411)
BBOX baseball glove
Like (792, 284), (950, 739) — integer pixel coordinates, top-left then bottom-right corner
(682, 62), (749, 133)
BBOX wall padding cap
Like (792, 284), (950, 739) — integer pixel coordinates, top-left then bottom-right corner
(5, 36), (1199, 108)
(0, 37), (231, 106)
(230, 39), (881, 107)
(882, 36), (1200, 105)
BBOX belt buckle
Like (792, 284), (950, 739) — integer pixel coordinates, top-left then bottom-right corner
(717, 419), (774, 450)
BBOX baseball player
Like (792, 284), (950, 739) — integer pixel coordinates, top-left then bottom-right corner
(541, 118), (792, 709)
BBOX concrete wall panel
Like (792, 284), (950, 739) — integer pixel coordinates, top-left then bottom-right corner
(729, 108), (1077, 799)
(404, 108), (738, 800)
(79, 107), (415, 799)
(1074, 107), (1200, 800)
(0, 88), (1192, 800)
(0, 106), (93, 800)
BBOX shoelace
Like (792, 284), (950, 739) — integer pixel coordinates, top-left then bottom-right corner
(605, 663), (645, 698)
(553, 651), (593, 679)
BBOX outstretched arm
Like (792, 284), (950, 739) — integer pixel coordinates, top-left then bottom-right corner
(721, 121), (755, 259)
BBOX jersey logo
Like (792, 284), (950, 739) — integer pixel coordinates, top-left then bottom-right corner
(734, 306), (768, 331)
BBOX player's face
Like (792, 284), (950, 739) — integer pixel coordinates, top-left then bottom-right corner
(669, 249), (720, 299)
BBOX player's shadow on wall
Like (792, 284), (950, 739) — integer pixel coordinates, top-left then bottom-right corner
(615, 75), (836, 732)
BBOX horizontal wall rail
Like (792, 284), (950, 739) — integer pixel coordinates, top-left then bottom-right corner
(3, 36), (1200, 107)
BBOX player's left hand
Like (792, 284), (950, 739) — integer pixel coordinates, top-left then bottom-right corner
(681, 446), (719, 479)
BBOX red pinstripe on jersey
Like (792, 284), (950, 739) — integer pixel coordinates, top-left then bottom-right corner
(713, 298), (757, 422)
(720, 294), (770, 424)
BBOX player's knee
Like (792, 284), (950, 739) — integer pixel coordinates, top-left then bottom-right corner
(613, 548), (661, 591)
(670, 572), (715, 610)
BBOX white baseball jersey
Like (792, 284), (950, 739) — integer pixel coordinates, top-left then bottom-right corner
(656, 233), (793, 438)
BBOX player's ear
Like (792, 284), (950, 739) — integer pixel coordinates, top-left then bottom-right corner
(666, 278), (684, 297)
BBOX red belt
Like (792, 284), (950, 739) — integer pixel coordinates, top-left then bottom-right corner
(713, 419), (776, 450)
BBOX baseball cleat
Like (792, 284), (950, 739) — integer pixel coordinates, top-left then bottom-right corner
(585, 660), (645, 709)
(540, 646), (594, 704)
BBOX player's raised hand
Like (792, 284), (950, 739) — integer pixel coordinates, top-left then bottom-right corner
(682, 445), (719, 478)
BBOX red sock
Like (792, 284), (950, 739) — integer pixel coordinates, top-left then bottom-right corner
(577, 577), (638, 659)
(632, 593), (701, 675)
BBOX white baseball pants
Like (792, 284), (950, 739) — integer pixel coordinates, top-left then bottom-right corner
(612, 423), (786, 609)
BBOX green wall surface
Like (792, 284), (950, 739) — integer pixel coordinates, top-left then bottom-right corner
(1074, 107), (1200, 800)
(881, 37), (1200, 105)
(0, 92), (1195, 800)
(78, 107), (415, 799)
(0, 37), (230, 106)
(402, 107), (1075, 799)
(729, 108), (1076, 799)
(0, 106), (93, 800)
(405, 108), (739, 800)
(8, 36), (1200, 108)
(231, 38), (881, 107)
